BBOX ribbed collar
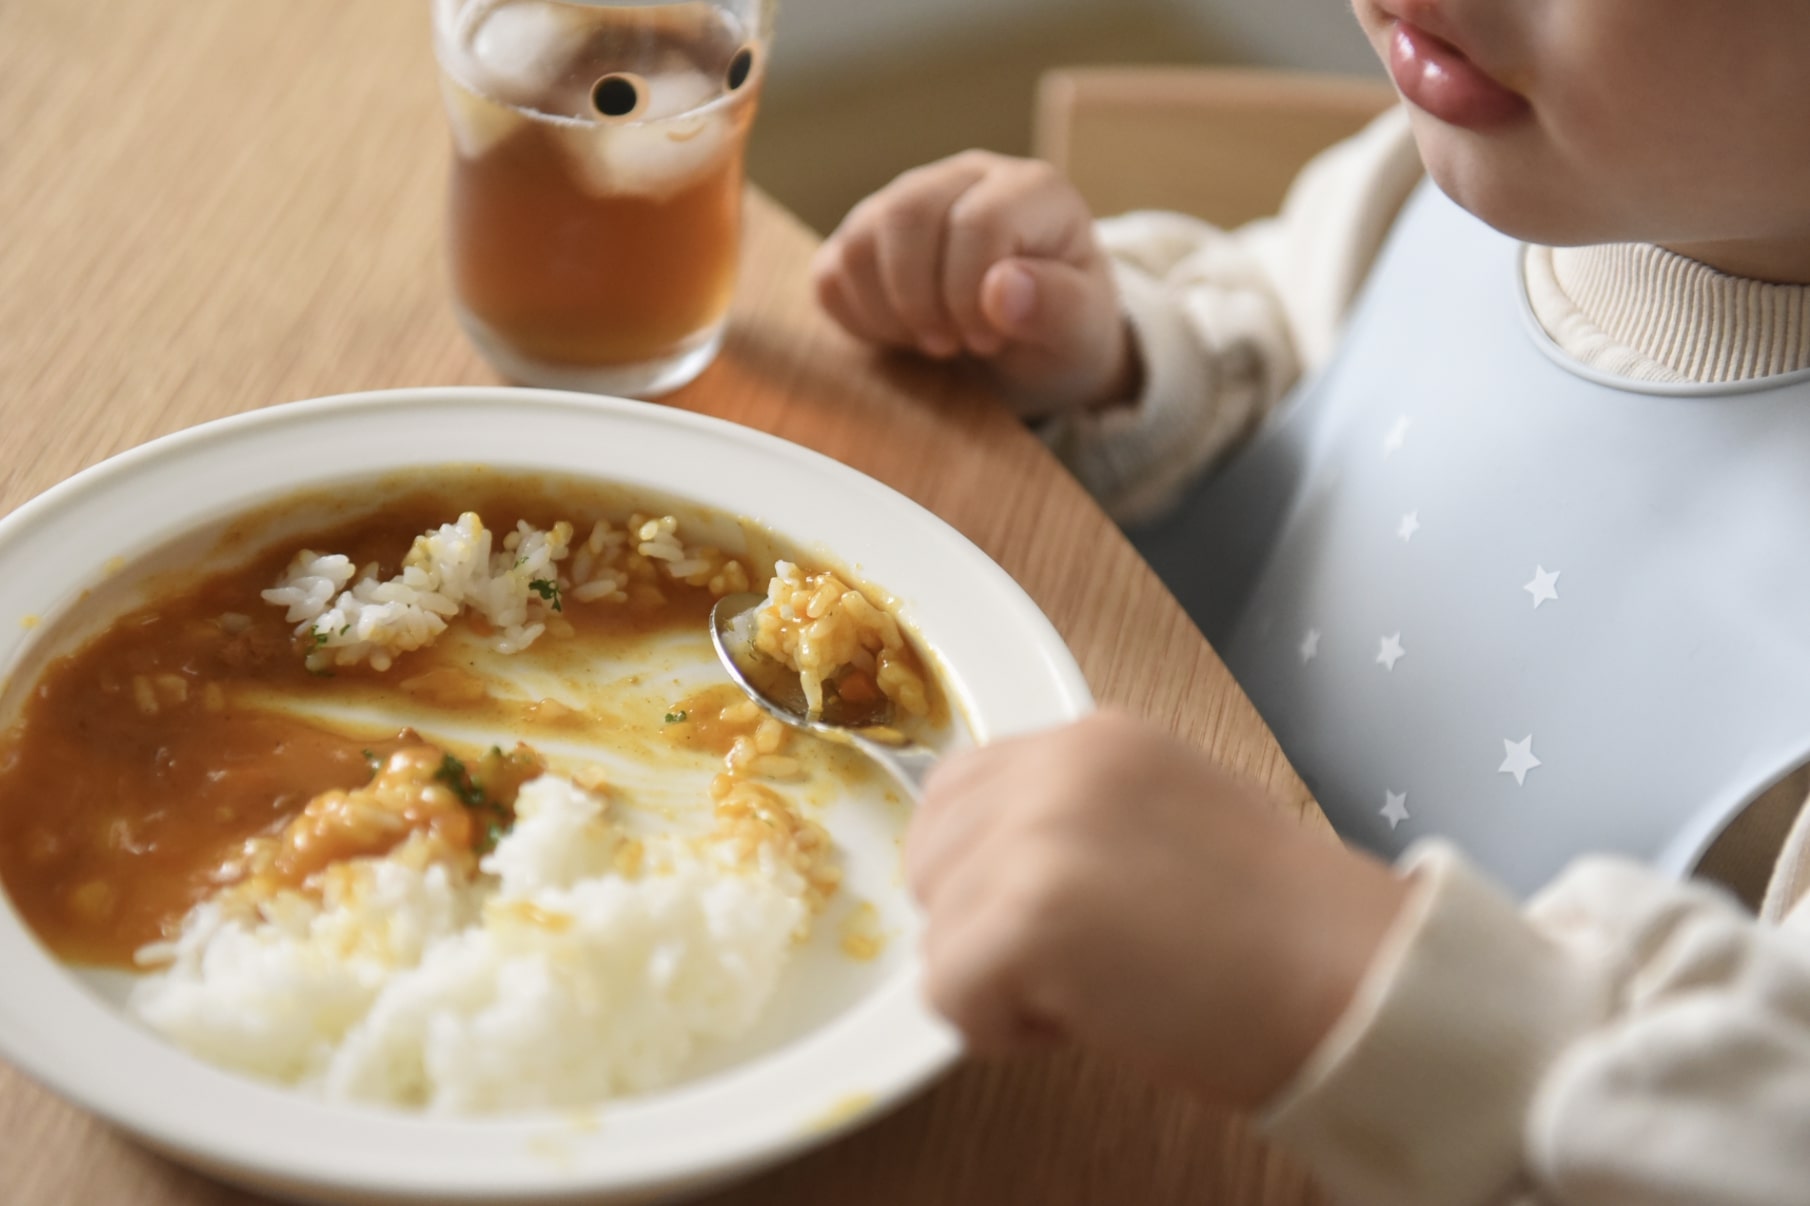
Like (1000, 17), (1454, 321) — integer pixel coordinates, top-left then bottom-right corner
(1524, 243), (1810, 384)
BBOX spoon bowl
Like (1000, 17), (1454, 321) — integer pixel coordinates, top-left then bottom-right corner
(710, 591), (938, 799)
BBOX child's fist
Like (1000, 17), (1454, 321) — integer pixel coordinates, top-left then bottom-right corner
(811, 151), (1137, 417)
(905, 711), (1409, 1108)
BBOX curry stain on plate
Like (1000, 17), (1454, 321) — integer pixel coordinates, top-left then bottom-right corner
(566, 1106), (604, 1133)
(524, 1108), (608, 1166)
(524, 1134), (580, 1171)
(837, 900), (887, 962)
(17, 614), (39, 630)
(521, 1106), (606, 1168)
(802, 1092), (876, 1136)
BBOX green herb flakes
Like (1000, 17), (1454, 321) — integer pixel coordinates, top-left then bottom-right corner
(528, 578), (563, 611)
(433, 753), (487, 810)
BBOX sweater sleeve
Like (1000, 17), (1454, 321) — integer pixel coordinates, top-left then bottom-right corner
(1263, 836), (1810, 1206)
(1042, 105), (1422, 524)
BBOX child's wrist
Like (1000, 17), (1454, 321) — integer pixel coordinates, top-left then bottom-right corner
(1256, 838), (1413, 1105)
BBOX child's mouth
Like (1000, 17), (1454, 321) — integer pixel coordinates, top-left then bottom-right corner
(1387, 18), (1531, 130)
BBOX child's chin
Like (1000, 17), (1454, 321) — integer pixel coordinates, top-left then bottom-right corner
(1418, 139), (1609, 249)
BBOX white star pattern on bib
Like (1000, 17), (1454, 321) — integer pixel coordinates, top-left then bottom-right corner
(1299, 628), (1321, 664)
(1251, 364), (1589, 859)
(1382, 415), (1411, 456)
(1499, 736), (1541, 786)
(1524, 566), (1560, 608)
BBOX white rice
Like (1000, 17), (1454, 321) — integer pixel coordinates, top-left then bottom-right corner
(261, 511), (752, 671)
(129, 775), (812, 1113)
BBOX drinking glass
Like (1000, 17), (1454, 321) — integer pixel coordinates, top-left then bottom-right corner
(433, 0), (770, 398)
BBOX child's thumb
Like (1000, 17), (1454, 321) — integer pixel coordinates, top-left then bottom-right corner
(978, 258), (1100, 351)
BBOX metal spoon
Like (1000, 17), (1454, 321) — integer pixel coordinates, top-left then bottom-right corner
(710, 591), (937, 800)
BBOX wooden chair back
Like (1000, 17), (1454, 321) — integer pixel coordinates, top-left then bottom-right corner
(1035, 65), (1399, 226)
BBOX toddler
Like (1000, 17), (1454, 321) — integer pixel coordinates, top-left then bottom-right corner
(814, 2), (1810, 1203)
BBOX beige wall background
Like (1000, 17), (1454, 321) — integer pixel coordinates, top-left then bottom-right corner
(749, 0), (1382, 233)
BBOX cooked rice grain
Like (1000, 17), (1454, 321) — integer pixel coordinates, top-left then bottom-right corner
(130, 774), (818, 1113)
(262, 512), (752, 671)
(754, 562), (930, 719)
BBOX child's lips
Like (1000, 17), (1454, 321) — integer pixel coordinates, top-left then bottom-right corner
(1387, 18), (1530, 129)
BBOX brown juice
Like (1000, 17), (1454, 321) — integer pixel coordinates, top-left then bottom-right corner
(437, 5), (760, 373)
(446, 79), (754, 367)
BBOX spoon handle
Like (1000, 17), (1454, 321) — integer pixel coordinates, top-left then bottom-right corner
(852, 737), (937, 803)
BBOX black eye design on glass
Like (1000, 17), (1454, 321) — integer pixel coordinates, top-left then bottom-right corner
(591, 73), (642, 118)
(726, 46), (753, 91)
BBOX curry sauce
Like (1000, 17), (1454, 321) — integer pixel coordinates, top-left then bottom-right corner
(0, 475), (939, 967)
(0, 483), (711, 964)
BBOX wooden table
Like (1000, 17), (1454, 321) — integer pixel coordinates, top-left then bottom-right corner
(0, 3), (1330, 1202)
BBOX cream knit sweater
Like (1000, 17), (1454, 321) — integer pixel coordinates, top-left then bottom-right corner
(1061, 106), (1810, 1205)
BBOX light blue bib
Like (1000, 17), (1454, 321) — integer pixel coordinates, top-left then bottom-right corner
(1133, 180), (1810, 895)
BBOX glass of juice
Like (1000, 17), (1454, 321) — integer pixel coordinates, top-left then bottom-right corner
(433, 0), (769, 398)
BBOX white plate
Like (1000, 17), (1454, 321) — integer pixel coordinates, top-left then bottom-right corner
(0, 387), (1092, 1205)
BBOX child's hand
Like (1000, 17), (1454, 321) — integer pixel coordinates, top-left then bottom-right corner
(906, 711), (1410, 1108)
(811, 151), (1136, 417)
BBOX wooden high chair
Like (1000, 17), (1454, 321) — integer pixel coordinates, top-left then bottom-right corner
(1033, 64), (1399, 227)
